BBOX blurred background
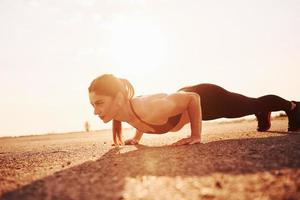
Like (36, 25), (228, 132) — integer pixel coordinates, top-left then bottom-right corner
(0, 0), (299, 136)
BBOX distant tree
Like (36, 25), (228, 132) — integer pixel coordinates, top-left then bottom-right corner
(84, 121), (90, 132)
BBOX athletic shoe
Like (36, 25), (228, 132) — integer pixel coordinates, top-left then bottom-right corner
(255, 112), (271, 132)
(287, 101), (300, 132)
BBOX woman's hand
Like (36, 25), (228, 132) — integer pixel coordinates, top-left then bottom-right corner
(171, 136), (201, 146)
(124, 129), (143, 145)
(124, 138), (139, 145)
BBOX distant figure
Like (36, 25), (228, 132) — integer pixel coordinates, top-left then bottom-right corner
(84, 121), (90, 132)
(88, 74), (300, 146)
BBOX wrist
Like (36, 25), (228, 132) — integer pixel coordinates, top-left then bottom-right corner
(191, 132), (201, 139)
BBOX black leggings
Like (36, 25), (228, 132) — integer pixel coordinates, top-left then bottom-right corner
(178, 84), (291, 120)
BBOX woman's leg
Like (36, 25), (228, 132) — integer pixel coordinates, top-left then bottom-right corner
(178, 84), (296, 131)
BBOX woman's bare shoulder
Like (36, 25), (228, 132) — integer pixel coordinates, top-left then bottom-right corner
(134, 91), (197, 104)
(130, 93), (168, 123)
(136, 93), (168, 99)
(132, 91), (198, 120)
(131, 93), (168, 114)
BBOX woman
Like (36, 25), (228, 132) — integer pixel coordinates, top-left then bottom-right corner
(88, 74), (300, 146)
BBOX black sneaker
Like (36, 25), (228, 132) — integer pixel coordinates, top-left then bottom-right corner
(287, 101), (300, 132)
(255, 112), (271, 132)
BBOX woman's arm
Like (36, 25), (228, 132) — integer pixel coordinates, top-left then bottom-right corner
(187, 93), (202, 139)
(172, 93), (202, 145)
(125, 129), (144, 145)
(148, 92), (202, 145)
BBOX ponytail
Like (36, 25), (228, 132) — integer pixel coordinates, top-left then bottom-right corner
(119, 78), (134, 99)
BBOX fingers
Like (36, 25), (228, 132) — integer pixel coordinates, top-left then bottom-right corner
(111, 140), (125, 146)
(112, 139), (138, 146)
(189, 138), (201, 145)
(124, 139), (138, 145)
(171, 137), (192, 146)
(171, 137), (201, 146)
(111, 142), (123, 146)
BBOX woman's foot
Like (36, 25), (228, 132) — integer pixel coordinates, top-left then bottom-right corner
(287, 101), (300, 132)
(255, 112), (271, 132)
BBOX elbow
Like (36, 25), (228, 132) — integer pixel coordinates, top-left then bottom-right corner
(185, 91), (200, 101)
(187, 93), (201, 114)
(189, 93), (201, 105)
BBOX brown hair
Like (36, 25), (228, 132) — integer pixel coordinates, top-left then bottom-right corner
(88, 74), (135, 146)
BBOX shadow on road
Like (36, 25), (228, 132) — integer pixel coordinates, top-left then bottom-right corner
(2, 134), (300, 200)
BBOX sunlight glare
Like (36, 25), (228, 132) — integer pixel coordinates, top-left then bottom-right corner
(109, 19), (166, 76)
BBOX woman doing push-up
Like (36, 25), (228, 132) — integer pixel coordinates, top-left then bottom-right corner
(88, 74), (300, 146)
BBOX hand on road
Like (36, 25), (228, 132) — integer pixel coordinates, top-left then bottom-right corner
(124, 138), (139, 145)
(171, 137), (201, 146)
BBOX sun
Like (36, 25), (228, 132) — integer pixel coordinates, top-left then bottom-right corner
(109, 19), (166, 75)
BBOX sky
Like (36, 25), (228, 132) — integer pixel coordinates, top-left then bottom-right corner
(0, 0), (299, 137)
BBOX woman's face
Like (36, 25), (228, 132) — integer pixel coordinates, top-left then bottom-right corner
(89, 92), (115, 123)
